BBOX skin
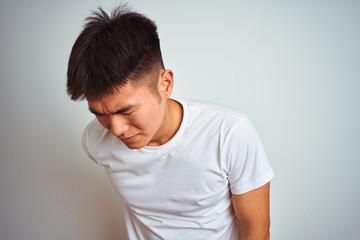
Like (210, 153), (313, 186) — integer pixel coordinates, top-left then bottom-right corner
(87, 68), (271, 238)
(87, 69), (183, 149)
(233, 182), (271, 240)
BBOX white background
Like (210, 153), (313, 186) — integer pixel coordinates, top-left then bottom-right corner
(0, 0), (359, 239)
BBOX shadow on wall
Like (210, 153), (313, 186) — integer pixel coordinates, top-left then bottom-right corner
(49, 165), (128, 240)
(0, 150), (127, 240)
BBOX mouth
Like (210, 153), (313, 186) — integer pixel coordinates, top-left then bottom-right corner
(120, 134), (138, 144)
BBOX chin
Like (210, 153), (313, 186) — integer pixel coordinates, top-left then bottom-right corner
(123, 139), (149, 149)
(126, 144), (144, 150)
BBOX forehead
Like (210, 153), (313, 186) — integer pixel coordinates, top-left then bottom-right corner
(87, 83), (154, 111)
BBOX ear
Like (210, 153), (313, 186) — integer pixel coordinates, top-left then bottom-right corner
(158, 69), (174, 98)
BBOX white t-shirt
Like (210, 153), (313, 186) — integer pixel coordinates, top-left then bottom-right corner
(82, 99), (274, 240)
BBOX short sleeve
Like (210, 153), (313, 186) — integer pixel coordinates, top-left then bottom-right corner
(82, 122), (96, 162)
(223, 117), (274, 195)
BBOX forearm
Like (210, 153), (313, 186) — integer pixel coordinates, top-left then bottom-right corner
(240, 231), (269, 240)
(239, 224), (270, 240)
(233, 183), (271, 240)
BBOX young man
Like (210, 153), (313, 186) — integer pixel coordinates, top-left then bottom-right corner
(67, 6), (274, 240)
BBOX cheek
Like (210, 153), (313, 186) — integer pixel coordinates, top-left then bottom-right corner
(132, 113), (153, 130)
(134, 107), (163, 130)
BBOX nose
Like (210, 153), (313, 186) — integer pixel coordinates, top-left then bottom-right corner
(109, 115), (129, 137)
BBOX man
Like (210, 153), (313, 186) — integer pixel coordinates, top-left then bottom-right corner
(67, 6), (274, 240)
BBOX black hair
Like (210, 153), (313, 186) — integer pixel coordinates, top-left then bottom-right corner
(67, 5), (164, 101)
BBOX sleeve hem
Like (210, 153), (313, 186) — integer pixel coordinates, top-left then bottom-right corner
(82, 120), (98, 164)
(230, 169), (275, 195)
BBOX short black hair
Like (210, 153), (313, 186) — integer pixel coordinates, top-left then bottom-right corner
(67, 5), (164, 101)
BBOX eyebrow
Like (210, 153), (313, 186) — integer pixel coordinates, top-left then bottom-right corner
(89, 105), (133, 116)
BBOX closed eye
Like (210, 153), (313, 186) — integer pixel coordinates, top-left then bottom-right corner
(89, 108), (105, 116)
(121, 110), (135, 115)
(89, 105), (136, 116)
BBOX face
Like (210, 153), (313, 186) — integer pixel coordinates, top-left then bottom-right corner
(87, 71), (173, 149)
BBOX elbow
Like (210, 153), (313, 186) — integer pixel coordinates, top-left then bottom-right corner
(239, 219), (271, 240)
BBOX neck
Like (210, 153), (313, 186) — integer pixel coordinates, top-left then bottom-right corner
(148, 98), (183, 146)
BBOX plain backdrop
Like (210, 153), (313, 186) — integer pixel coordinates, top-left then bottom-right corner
(0, 0), (359, 239)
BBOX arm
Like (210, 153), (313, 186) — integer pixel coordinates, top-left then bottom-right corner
(232, 182), (271, 240)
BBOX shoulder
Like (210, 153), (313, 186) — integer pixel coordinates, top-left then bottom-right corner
(181, 98), (249, 129)
(82, 118), (109, 144)
(82, 118), (118, 163)
(175, 99), (257, 149)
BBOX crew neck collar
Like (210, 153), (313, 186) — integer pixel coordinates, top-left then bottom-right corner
(140, 98), (188, 153)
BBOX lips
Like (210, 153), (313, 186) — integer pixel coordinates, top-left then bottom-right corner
(120, 134), (138, 144)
